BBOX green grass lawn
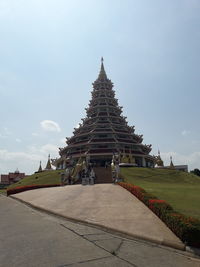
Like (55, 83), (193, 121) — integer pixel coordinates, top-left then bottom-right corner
(7, 170), (62, 190)
(120, 167), (200, 220)
(0, 189), (6, 194)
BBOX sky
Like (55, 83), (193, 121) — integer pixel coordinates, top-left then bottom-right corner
(0, 0), (200, 175)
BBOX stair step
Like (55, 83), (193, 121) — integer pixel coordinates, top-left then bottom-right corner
(93, 167), (113, 184)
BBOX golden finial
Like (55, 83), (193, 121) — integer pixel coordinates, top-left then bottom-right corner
(97, 57), (107, 80)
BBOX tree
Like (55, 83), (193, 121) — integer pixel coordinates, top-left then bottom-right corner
(190, 168), (200, 176)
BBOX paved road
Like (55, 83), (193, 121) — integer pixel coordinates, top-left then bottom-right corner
(12, 184), (184, 249)
(0, 195), (200, 267)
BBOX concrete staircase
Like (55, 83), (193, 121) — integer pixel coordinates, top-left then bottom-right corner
(93, 167), (113, 184)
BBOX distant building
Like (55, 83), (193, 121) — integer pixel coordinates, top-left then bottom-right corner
(155, 153), (188, 172)
(0, 169), (25, 185)
(169, 165), (188, 172)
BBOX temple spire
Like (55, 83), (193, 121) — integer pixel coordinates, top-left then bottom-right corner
(38, 161), (42, 172)
(170, 156), (175, 169)
(156, 150), (164, 167)
(45, 154), (52, 170)
(97, 57), (107, 80)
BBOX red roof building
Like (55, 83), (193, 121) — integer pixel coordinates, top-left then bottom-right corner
(0, 169), (25, 185)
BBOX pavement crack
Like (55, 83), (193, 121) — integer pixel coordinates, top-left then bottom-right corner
(59, 223), (91, 237)
(114, 239), (124, 255)
(84, 236), (117, 242)
(60, 224), (137, 267)
(58, 256), (114, 266)
(60, 223), (113, 252)
(84, 233), (106, 236)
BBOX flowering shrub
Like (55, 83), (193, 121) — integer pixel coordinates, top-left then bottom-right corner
(130, 185), (145, 201)
(148, 199), (173, 221)
(7, 184), (60, 196)
(118, 181), (200, 248)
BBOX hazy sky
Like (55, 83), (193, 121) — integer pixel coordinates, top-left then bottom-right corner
(0, 0), (200, 174)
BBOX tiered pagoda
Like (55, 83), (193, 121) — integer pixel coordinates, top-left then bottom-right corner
(54, 59), (155, 169)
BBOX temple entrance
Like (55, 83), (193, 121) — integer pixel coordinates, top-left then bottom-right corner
(90, 156), (112, 167)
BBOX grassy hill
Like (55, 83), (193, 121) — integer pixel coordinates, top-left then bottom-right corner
(7, 170), (62, 190)
(120, 167), (200, 220)
(7, 167), (200, 220)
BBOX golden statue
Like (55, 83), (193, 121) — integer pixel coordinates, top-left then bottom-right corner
(121, 149), (129, 163)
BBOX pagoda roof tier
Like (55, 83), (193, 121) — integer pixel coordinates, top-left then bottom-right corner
(67, 130), (137, 140)
(67, 131), (142, 144)
(89, 98), (118, 105)
(63, 149), (148, 158)
(88, 110), (122, 116)
(71, 128), (139, 139)
(66, 153), (155, 164)
(87, 104), (122, 110)
(75, 117), (127, 124)
(73, 121), (132, 128)
(88, 109), (122, 114)
(80, 115), (128, 121)
(92, 79), (113, 85)
(91, 92), (115, 98)
(92, 86), (114, 91)
(92, 80), (113, 88)
(60, 141), (149, 154)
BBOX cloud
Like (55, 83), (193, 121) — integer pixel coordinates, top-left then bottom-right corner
(39, 144), (58, 154)
(0, 143), (59, 175)
(60, 137), (66, 144)
(0, 127), (12, 138)
(4, 127), (12, 135)
(0, 149), (44, 175)
(0, 149), (41, 161)
(0, 133), (6, 138)
(15, 138), (22, 143)
(32, 132), (39, 136)
(27, 143), (58, 156)
(40, 120), (61, 132)
(181, 130), (191, 136)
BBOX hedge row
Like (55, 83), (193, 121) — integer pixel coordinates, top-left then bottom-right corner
(7, 184), (61, 196)
(118, 182), (200, 248)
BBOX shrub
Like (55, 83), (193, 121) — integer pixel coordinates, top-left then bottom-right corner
(118, 181), (200, 248)
(143, 192), (158, 206)
(7, 184), (60, 196)
(148, 199), (173, 221)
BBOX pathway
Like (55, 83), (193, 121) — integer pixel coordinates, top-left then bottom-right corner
(0, 195), (200, 267)
(13, 184), (183, 249)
